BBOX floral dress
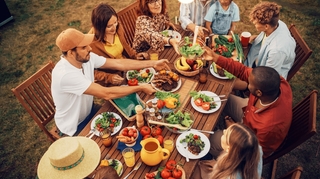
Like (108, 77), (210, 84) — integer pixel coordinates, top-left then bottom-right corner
(132, 13), (169, 53)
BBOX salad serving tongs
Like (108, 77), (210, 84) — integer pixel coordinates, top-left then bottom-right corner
(148, 120), (189, 131)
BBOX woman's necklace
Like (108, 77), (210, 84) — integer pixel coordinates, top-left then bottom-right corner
(259, 97), (279, 107)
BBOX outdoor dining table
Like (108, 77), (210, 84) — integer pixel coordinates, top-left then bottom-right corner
(78, 27), (236, 179)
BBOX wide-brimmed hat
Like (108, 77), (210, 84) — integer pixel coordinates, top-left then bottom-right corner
(37, 136), (100, 179)
(56, 28), (94, 52)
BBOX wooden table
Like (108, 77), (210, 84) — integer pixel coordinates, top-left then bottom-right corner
(79, 27), (235, 179)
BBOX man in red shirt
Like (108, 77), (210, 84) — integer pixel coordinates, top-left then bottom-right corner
(204, 47), (292, 158)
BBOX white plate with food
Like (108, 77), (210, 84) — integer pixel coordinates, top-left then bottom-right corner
(176, 131), (210, 159)
(209, 62), (234, 80)
(126, 68), (156, 85)
(91, 112), (123, 136)
(107, 159), (123, 176)
(151, 70), (181, 92)
(190, 91), (222, 114)
(162, 30), (182, 46)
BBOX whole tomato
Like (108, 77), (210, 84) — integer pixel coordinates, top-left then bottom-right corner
(161, 168), (172, 179)
(128, 78), (138, 86)
(140, 126), (151, 136)
(157, 99), (165, 109)
(155, 135), (164, 145)
(172, 168), (183, 179)
(165, 160), (177, 170)
(151, 126), (162, 137)
(143, 134), (152, 140)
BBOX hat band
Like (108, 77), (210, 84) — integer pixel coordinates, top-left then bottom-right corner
(51, 149), (85, 171)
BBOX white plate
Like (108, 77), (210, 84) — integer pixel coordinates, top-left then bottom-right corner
(209, 63), (229, 80)
(126, 67), (156, 85)
(107, 159), (123, 176)
(162, 30), (182, 46)
(176, 131), (210, 159)
(190, 91), (222, 114)
(151, 73), (182, 92)
(90, 112), (123, 136)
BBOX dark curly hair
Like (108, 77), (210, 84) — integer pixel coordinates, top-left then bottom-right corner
(249, 1), (281, 27)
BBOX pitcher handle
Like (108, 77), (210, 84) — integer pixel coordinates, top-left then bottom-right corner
(161, 148), (170, 160)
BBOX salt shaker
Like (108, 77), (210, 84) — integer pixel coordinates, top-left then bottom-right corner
(135, 105), (144, 128)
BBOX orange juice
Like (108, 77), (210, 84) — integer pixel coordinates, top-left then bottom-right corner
(123, 150), (135, 167)
(163, 139), (174, 153)
(150, 53), (159, 60)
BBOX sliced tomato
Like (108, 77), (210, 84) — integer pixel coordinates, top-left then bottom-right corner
(201, 102), (211, 111)
(194, 98), (203, 106)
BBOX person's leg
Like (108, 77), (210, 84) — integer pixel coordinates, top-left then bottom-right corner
(74, 103), (101, 135)
(221, 94), (248, 123)
(209, 130), (223, 159)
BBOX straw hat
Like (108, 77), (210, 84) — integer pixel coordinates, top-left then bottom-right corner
(37, 136), (100, 179)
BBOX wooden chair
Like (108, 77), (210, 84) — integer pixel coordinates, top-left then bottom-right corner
(263, 90), (317, 178)
(287, 24), (313, 81)
(276, 166), (303, 179)
(11, 61), (59, 142)
(117, 1), (139, 48)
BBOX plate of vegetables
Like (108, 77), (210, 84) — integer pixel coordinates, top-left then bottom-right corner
(209, 62), (235, 80)
(163, 109), (194, 133)
(190, 91), (221, 113)
(161, 30), (182, 46)
(176, 131), (210, 159)
(91, 112), (122, 136)
(126, 68), (155, 85)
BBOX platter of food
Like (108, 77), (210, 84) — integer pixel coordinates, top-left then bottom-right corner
(161, 30), (182, 46)
(151, 70), (181, 92)
(209, 62), (234, 80)
(176, 131), (210, 159)
(91, 112), (122, 136)
(100, 159), (123, 176)
(126, 68), (155, 85)
(190, 91), (222, 114)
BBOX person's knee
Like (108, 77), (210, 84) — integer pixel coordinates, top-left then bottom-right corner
(209, 130), (223, 159)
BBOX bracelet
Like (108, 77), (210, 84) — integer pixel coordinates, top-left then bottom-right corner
(167, 37), (172, 45)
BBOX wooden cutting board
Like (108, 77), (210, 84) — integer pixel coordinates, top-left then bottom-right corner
(174, 77), (198, 110)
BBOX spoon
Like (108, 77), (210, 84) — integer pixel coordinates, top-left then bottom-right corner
(123, 161), (142, 179)
(148, 120), (189, 130)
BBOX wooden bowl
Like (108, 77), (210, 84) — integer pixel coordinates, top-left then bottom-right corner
(174, 57), (201, 77)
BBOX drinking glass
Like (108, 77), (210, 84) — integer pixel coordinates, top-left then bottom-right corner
(100, 129), (112, 147)
(163, 136), (174, 153)
(122, 148), (135, 167)
(149, 50), (159, 60)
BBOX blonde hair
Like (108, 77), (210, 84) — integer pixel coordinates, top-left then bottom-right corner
(249, 1), (281, 27)
(211, 123), (260, 179)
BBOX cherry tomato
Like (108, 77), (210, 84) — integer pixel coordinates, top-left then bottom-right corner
(151, 126), (162, 137)
(165, 160), (177, 170)
(193, 134), (199, 140)
(157, 99), (165, 109)
(194, 98), (203, 106)
(111, 118), (117, 123)
(123, 128), (129, 132)
(228, 37), (234, 42)
(109, 123), (114, 127)
(172, 168), (183, 179)
(146, 69), (150, 73)
(128, 129), (134, 137)
(161, 168), (172, 179)
(122, 131), (128, 136)
(140, 126), (151, 136)
(128, 78), (138, 86)
(201, 102), (211, 111)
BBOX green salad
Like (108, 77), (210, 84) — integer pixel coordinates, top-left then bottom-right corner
(165, 110), (193, 128)
(180, 133), (205, 151)
(179, 36), (204, 58)
(127, 69), (153, 83)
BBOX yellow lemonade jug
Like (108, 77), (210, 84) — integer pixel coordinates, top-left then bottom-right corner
(140, 138), (170, 166)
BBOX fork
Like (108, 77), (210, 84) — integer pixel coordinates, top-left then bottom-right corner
(85, 129), (95, 138)
(123, 161), (142, 179)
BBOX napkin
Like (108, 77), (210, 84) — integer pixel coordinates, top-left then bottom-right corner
(112, 93), (144, 117)
(117, 132), (142, 152)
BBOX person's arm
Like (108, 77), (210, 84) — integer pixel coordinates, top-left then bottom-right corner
(205, 21), (213, 34)
(228, 21), (237, 35)
(179, 3), (193, 30)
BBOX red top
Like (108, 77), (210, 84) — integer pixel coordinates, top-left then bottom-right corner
(217, 56), (292, 158)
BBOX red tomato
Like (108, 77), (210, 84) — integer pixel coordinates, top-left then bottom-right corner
(145, 172), (155, 178)
(165, 160), (177, 170)
(155, 135), (164, 145)
(123, 128), (129, 132)
(109, 123), (114, 127)
(111, 118), (117, 123)
(128, 78), (138, 86)
(194, 98), (203, 106)
(228, 37), (234, 42)
(143, 134), (152, 140)
(161, 168), (172, 179)
(201, 102), (211, 111)
(146, 69), (150, 73)
(168, 177), (176, 179)
(151, 127), (162, 137)
(128, 129), (134, 137)
(122, 131), (128, 136)
(157, 99), (165, 109)
(172, 168), (183, 179)
(140, 126), (151, 136)
(193, 134), (199, 140)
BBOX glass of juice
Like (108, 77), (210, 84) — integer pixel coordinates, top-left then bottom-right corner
(149, 50), (159, 60)
(122, 148), (135, 167)
(100, 129), (112, 147)
(163, 136), (174, 153)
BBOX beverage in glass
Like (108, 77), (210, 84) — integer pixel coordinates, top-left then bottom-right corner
(122, 148), (135, 167)
(163, 136), (174, 153)
(149, 50), (159, 60)
(100, 129), (112, 147)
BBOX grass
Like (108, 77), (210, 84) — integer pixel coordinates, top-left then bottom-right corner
(0, 0), (319, 178)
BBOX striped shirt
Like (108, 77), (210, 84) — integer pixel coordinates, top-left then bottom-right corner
(179, 0), (215, 30)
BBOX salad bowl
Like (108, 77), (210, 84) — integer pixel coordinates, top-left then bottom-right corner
(178, 36), (205, 59)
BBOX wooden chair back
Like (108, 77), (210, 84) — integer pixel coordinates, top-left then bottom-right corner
(117, 1), (139, 48)
(277, 166), (303, 179)
(263, 90), (317, 164)
(11, 61), (59, 142)
(287, 24), (313, 81)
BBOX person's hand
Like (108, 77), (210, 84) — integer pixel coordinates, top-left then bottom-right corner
(153, 59), (171, 71)
(170, 38), (180, 55)
(136, 52), (149, 60)
(140, 84), (156, 95)
(202, 46), (217, 62)
(197, 26), (209, 39)
(110, 74), (124, 85)
(166, 22), (178, 31)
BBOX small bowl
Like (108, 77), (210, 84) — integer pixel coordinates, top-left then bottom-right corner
(118, 126), (139, 146)
(162, 109), (194, 133)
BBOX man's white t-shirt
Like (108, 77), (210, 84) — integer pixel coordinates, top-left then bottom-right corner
(51, 52), (106, 136)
